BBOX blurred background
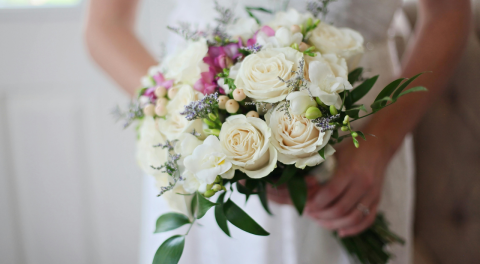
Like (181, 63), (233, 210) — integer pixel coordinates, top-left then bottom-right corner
(0, 0), (479, 264)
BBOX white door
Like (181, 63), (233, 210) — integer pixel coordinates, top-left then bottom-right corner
(0, 1), (160, 263)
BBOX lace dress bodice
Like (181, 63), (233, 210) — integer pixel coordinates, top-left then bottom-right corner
(164, 0), (402, 43)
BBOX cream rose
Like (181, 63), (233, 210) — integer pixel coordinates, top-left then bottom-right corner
(266, 104), (335, 169)
(163, 38), (209, 85)
(157, 84), (205, 140)
(219, 115), (277, 178)
(308, 22), (364, 69)
(234, 47), (304, 103)
(267, 8), (314, 29)
(305, 53), (353, 109)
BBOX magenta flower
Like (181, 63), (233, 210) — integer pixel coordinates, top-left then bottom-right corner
(246, 25), (275, 47)
(152, 72), (174, 89)
(203, 43), (241, 73)
(194, 67), (218, 95)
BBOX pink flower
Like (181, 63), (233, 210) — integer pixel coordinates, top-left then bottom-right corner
(152, 72), (174, 89)
(246, 25), (275, 47)
(203, 44), (241, 73)
(194, 67), (218, 95)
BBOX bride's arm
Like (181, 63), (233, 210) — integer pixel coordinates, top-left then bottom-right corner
(305, 0), (471, 237)
(84, 0), (157, 96)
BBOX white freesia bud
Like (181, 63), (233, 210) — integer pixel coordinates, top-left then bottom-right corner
(143, 104), (155, 116)
(286, 90), (317, 115)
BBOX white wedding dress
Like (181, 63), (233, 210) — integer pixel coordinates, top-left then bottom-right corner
(139, 0), (414, 263)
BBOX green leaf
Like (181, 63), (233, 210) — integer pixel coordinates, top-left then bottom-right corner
(371, 96), (393, 111)
(154, 213), (191, 233)
(318, 146), (326, 159)
(346, 75), (379, 108)
(348, 67), (364, 85)
(287, 176), (308, 215)
(356, 131), (367, 141)
(223, 199), (270, 236)
(190, 192), (197, 217)
(214, 192), (230, 237)
(274, 165), (297, 187)
(257, 181), (272, 215)
(346, 104), (368, 119)
(245, 6), (273, 24)
(392, 73), (425, 100)
(396, 86), (428, 99)
(373, 78), (405, 107)
(236, 182), (258, 195)
(153, 235), (185, 264)
(193, 192), (217, 219)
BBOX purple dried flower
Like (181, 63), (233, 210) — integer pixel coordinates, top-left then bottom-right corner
(180, 92), (219, 121)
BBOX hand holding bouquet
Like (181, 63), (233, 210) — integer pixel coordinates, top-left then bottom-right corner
(115, 2), (426, 264)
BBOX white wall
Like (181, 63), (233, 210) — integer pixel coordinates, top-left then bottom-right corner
(0, 1), (166, 263)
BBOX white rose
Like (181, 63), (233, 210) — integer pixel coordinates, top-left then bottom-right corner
(308, 23), (364, 69)
(163, 38), (209, 84)
(234, 47), (304, 103)
(219, 115), (277, 178)
(136, 117), (169, 183)
(226, 17), (259, 42)
(265, 105), (335, 169)
(286, 89), (317, 115)
(306, 53), (353, 109)
(256, 27), (303, 49)
(157, 84), (205, 140)
(267, 8), (314, 29)
(184, 135), (233, 186)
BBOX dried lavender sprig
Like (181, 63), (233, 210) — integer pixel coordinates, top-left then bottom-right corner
(153, 139), (177, 150)
(241, 43), (262, 54)
(312, 114), (341, 132)
(167, 22), (208, 41)
(214, 0), (235, 25)
(180, 92), (219, 121)
(111, 102), (143, 129)
(278, 58), (308, 94)
(150, 140), (183, 196)
(307, 0), (337, 19)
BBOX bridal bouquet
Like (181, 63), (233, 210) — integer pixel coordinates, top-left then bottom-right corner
(115, 2), (426, 264)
